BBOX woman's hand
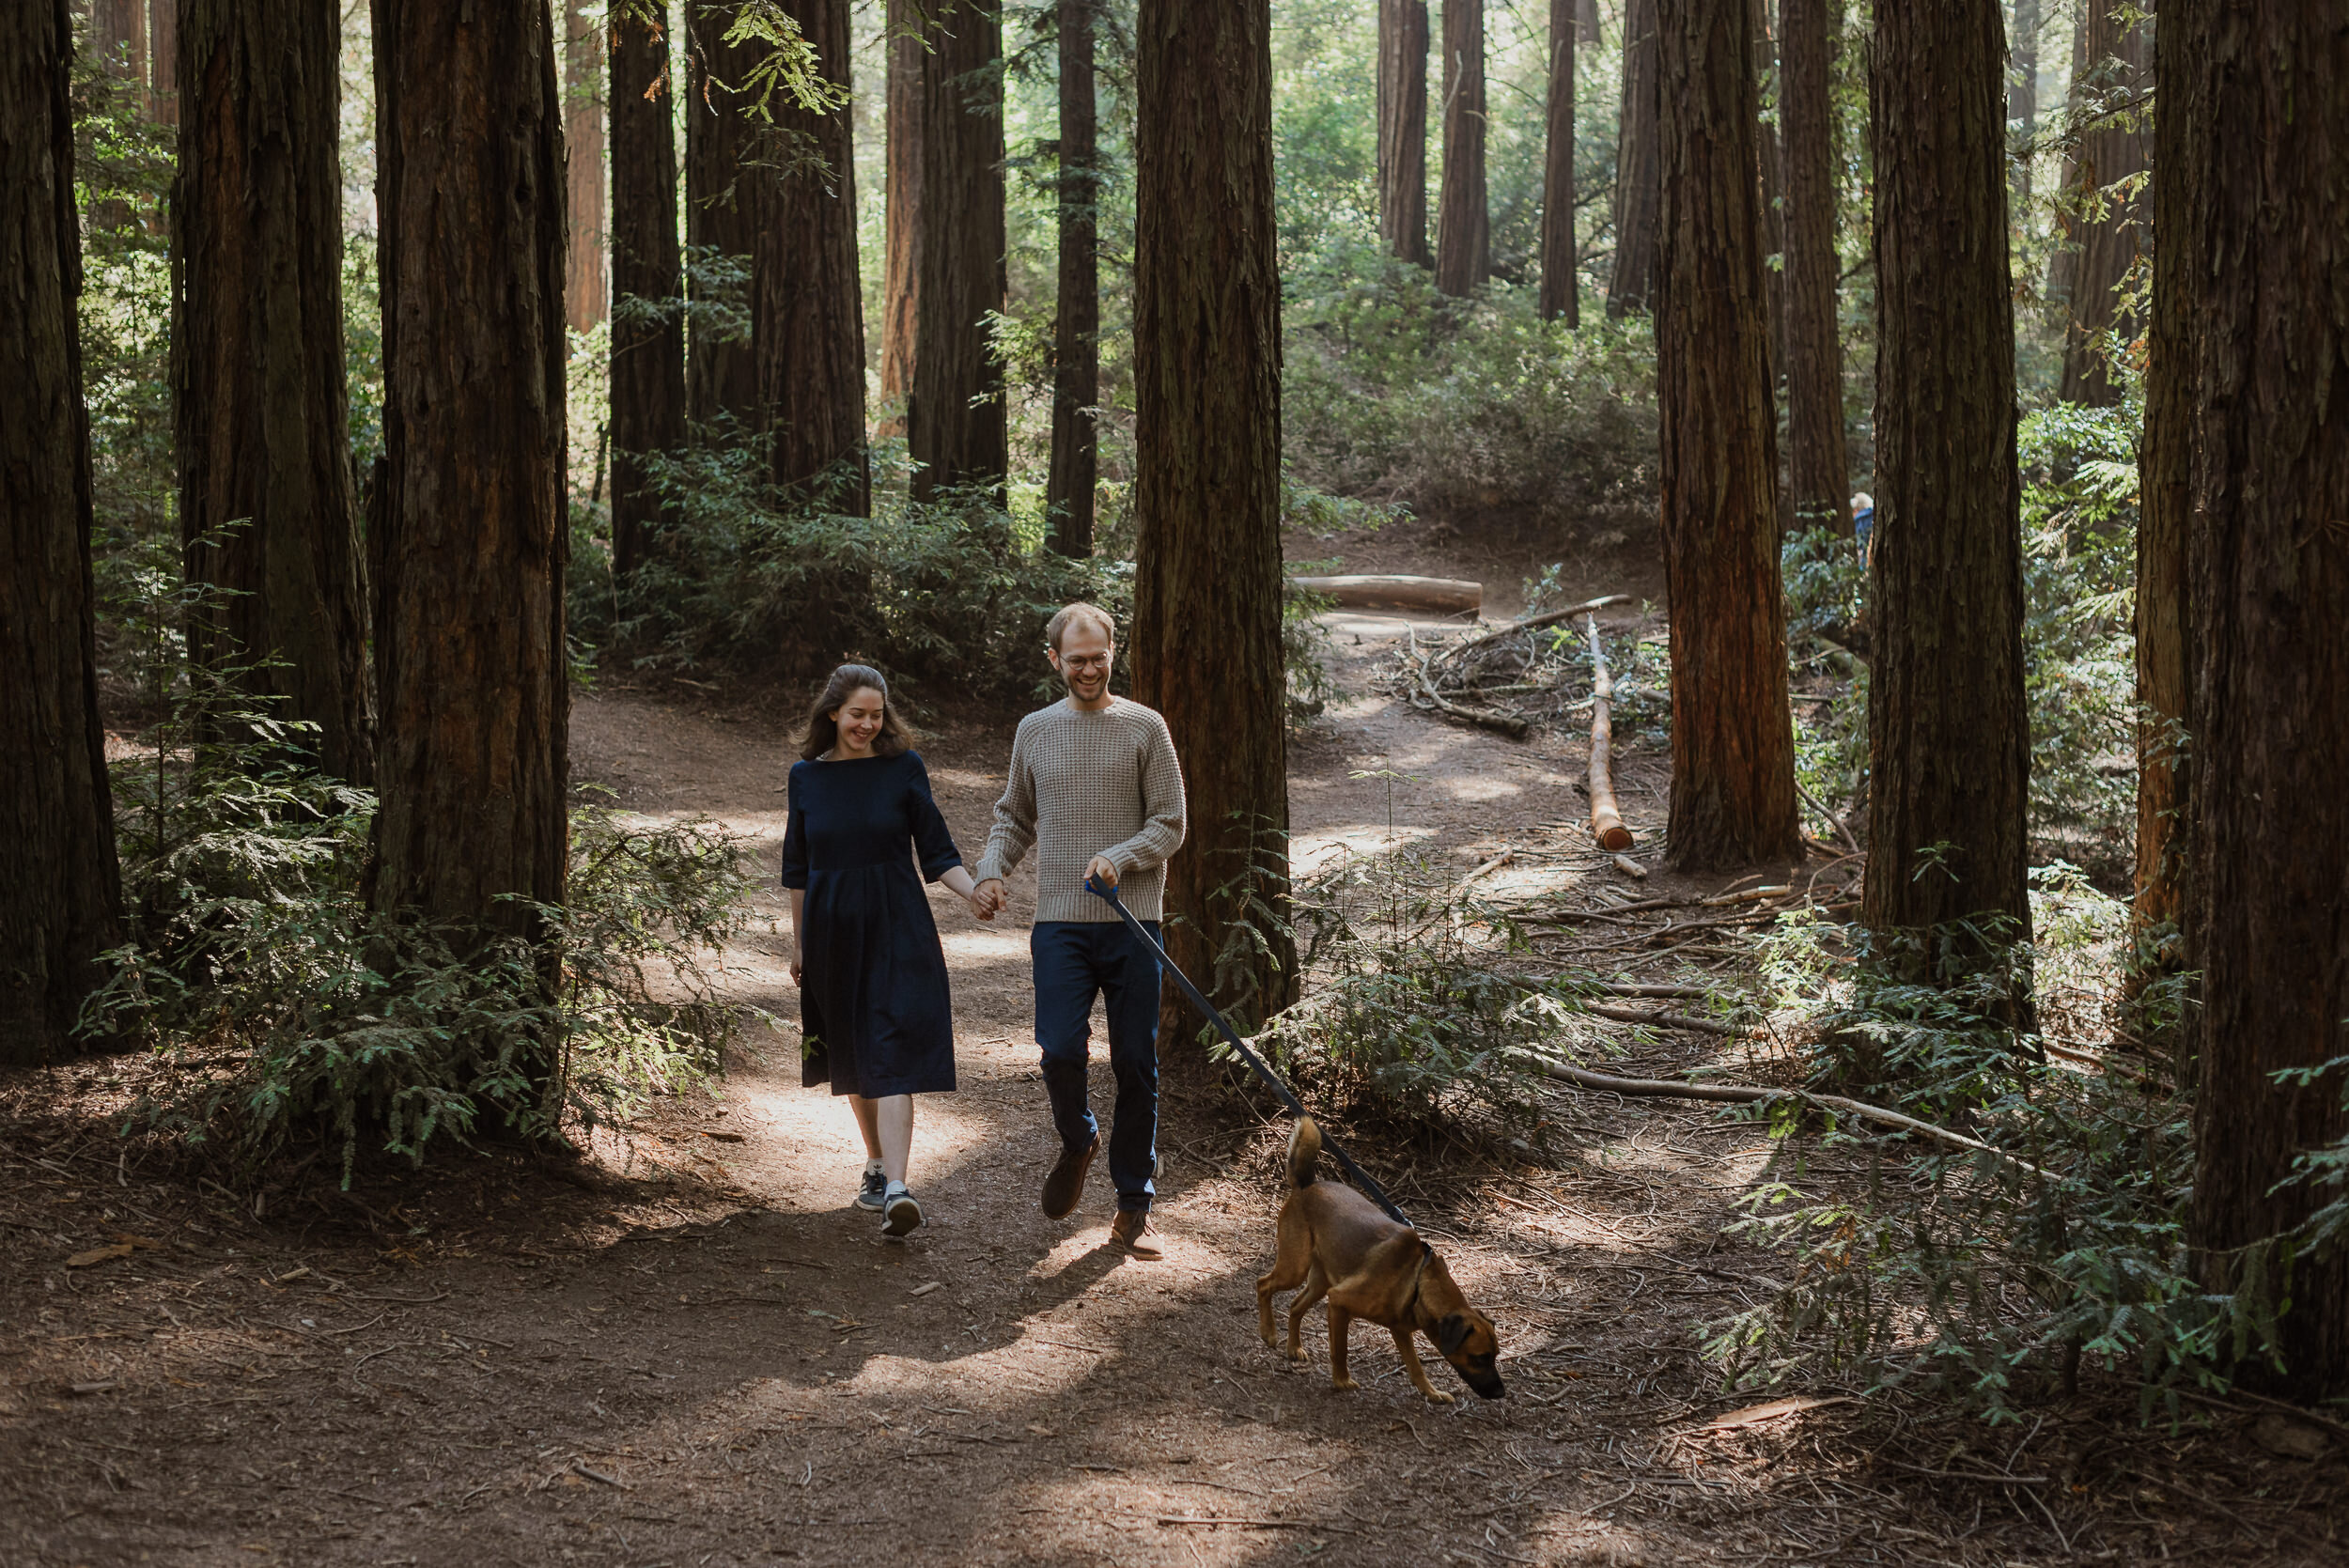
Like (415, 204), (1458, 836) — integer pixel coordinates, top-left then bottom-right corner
(964, 890), (995, 922)
(941, 865), (993, 921)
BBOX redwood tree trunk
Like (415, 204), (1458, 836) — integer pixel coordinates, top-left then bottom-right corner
(1609, 0), (1661, 316)
(1655, 0), (1799, 873)
(0, 0), (122, 1064)
(1377, 1), (1432, 269)
(608, 0), (684, 578)
(173, 0), (376, 784)
(685, 0), (759, 429)
(1047, 0), (1098, 554)
(2056, 4), (2147, 407)
(910, 0), (1006, 503)
(1435, 0), (1488, 297)
(879, 0), (923, 413)
(1538, 0), (1578, 323)
(1579, 0), (1601, 46)
(563, 2), (606, 332)
(148, 0), (178, 124)
(2186, 0), (2349, 1395)
(368, 0), (568, 940)
(1860, 0), (2030, 935)
(2131, 0), (2199, 938)
(1781, 0), (1849, 533)
(1752, 0), (1786, 383)
(755, 0), (866, 512)
(2008, 0), (2039, 211)
(1132, 0), (1297, 1034)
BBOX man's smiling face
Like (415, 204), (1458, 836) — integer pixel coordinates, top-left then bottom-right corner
(1050, 618), (1113, 705)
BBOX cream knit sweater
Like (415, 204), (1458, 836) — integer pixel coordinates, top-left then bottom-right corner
(972, 697), (1188, 923)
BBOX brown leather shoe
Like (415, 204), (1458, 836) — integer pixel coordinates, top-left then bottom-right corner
(1109, 1209), (1162, 1258)
(1041, 1136), (1098, 1219)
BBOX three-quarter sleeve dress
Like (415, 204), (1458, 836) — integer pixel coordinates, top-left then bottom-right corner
(779, 749), (963, 1096)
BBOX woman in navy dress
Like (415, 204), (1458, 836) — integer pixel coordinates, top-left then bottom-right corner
(783, 664), (989, 1237)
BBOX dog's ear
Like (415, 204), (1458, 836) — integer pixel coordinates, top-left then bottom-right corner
(1437, 1312), (1472, 1358)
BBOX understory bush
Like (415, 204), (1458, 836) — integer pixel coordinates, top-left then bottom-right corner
(83, 616), (758, 1183)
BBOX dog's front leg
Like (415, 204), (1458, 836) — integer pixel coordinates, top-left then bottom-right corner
(1327, 1305), (1358, 1391)
(1391, 1327), (1455, 1405)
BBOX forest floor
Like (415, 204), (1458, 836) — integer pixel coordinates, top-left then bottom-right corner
(5, 520), (2346, 1566)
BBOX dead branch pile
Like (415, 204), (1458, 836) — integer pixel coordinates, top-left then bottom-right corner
(1384, 595), (1635, 739)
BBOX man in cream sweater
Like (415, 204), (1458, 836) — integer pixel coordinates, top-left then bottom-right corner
(972, 603), (1187, 1257)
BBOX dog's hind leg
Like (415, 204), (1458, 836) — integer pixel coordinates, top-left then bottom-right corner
(1390, 1327), (1456, 1405)
(1327, 1305), (1359, 1391)
(1255, 1234), (1315, 1351)
(1283, 1262), (1330, 1362)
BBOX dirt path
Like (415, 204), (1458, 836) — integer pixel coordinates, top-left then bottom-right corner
(5, 606), (2341, 1566)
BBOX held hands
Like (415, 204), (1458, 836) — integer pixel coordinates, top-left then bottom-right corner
(971, 877), (1006, 921)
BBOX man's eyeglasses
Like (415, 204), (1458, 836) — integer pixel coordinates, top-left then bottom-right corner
(1058, 653), (1112, 671)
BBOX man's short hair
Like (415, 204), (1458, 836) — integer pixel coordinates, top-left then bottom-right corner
(1047, 602), (1116, 651)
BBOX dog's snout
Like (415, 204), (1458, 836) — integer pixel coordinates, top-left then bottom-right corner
(1471, 1374), (1506, 1399)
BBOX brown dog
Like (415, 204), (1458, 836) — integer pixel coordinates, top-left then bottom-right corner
(1255, 1118), (1504, 1403)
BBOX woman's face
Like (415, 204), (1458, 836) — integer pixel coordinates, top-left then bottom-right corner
(832, 688), (887, 756)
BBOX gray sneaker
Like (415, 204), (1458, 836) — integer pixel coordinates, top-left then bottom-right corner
(854, 1166), (888, 1212)
(882, 1184), (923, 1237)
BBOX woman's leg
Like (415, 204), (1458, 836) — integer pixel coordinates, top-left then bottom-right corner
(848, 1095), (883, 1160)
(872, 1094), (914, 1186)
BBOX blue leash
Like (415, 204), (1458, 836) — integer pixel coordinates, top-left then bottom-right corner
(1084, 877), (1416, 1229)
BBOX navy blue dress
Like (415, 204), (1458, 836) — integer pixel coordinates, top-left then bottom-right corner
(780, 749), (962, 1096)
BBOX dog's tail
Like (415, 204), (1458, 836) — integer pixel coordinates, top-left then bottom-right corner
(1286, 1117), (1322, 1189)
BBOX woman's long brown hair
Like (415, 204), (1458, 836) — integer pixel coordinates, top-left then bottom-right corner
(799, 664), (914, 761)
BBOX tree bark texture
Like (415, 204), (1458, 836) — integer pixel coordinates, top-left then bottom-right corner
(910, 0), (1006, 502)
(1538, 0), (1578, 323)
(2131, 0), (2199, 937)
(1781, 0), (1849, 533)
(1752, 0), (1785, 383)
(172, 0), (376, 784)
(2185, 0), (2349, 1395)
(563, 2), (607, 332)
(608, 0), (684, 579)
(368, 0), (568, 937)
(1131, 0), (1297, 1035)
(1436, 0), (1488, 296)
(1579, 0), (1602, 46)
(0, 0), (122, 1065)
(2043, 14), (2089, 321)
(879, 0), (923, 411)
(2055, 4), (2147, 407)
(685, 1), (759, 428)
(148, 0), (178, 123)
(2008, 0), (2038, 210)
(1609, 0), (1661, 316)
(1377, 1), (1432, 269)
(92, 0), (145, 83)
(1861, 0), (2030, 935)
(754, 0), (867, 513)
(1047, 0), (1098, 554)
(1654, 0), (1800, 873)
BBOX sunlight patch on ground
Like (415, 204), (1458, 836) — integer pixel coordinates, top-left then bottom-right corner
(1292, 823), (1440, 871)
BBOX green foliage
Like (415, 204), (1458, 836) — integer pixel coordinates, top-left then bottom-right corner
(1283, 240), (1658, 526)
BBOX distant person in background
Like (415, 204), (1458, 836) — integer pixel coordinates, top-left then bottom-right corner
(783, 664), (993, 1239)
(1851, 492), (1875, 563)
(971, 604), (1187, 1259)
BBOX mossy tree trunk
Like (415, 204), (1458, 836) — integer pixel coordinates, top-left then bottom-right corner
(173, 0), (376, 784)
(1859, 0), (2030, 936)
(367, 0), (568, 946)
(608, 0), (684, 579)
(1654, 0), (1799, 873)
(0, 0), (123, 1065)
(1131, 0), (1297, 1035)
(2185, 0), (2349, 1396)
(910, 0), (1006, 503)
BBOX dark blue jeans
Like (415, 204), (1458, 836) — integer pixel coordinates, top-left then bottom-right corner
(1032, 919), (1160, 1213)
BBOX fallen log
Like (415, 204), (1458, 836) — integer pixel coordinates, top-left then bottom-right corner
(1290, 573), (1483, 615)
(1533, 1060), (2046, 1176)
(1584, 613), (1634, 850)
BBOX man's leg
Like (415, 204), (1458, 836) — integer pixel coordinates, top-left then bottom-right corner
(1097, 919), (1162, 1214)
(1032, 920), (1102, 1155)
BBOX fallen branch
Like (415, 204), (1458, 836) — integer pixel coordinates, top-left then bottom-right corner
(1581, 1002), (1760, 1039)
(1533, 1060), (2048, 1176)
(1795, 776), (1860, 855)
(1405, 626), (1531, 737)
(1432, 593), (1634, 674)
(1584, 613), (1634, 850)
